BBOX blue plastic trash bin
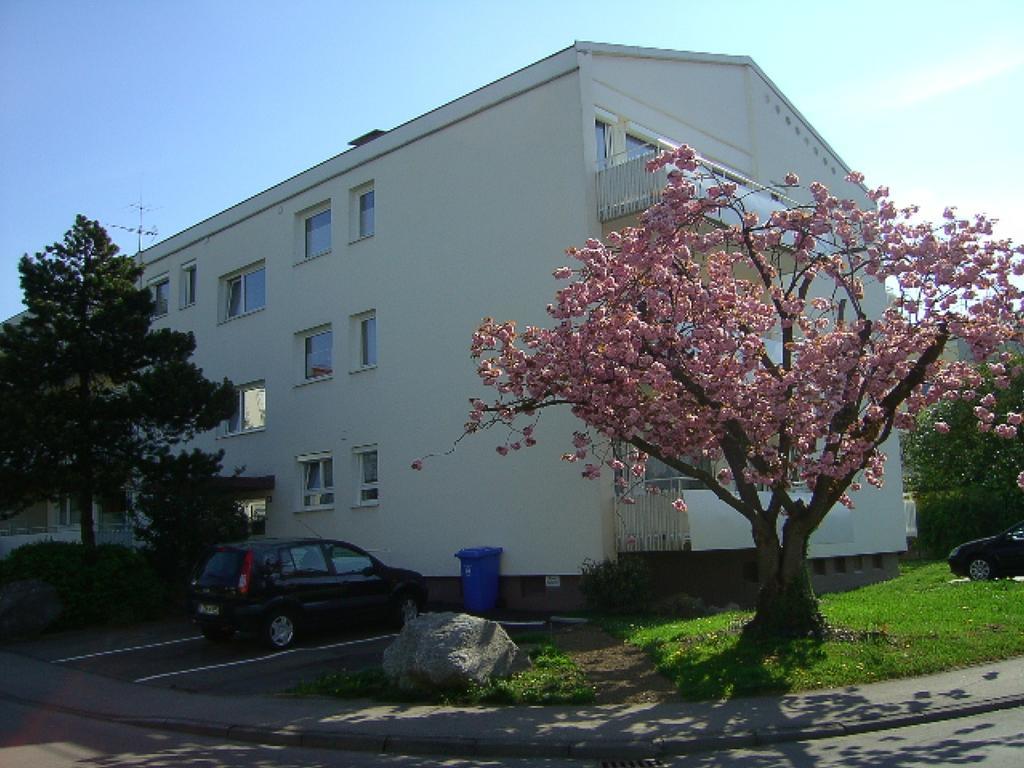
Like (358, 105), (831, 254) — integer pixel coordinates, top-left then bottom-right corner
(455, 546), (503, 612)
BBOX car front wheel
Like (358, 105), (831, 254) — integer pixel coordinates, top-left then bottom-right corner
(968, 557), (995, 581)
(263, 610), (297, 650)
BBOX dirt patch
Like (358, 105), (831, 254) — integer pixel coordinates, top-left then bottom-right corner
(554, 623), (678, 705)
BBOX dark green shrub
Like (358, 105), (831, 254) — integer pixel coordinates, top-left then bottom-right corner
(916, 487), (1024, 559)
(134, 449), (250, 595)
(578, 556), (653, 614)
(0, 542), (166, 630)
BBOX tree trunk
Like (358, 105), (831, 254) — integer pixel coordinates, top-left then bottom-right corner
(744, 516), (824, 639)
(78, 487), (96, 549)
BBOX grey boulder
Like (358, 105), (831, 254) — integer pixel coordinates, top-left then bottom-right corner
(382, 611), (527, 691)
(0, 579), (63, 640)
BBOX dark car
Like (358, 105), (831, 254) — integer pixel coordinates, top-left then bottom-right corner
(188, 538), (427, 649)
(948, 521), (1024, 581)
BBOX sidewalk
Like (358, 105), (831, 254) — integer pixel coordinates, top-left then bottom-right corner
(0, 648), (1021, 760)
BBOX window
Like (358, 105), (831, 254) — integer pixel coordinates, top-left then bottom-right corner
(180, 262), (197, 307)
(151, 277), (169, 317)
(59, 496), (80, 527)
(355, 446), (378, 505)
(304, 329), (333, 379)
(299, 454), (333, 508)
(304, 208), (331, 258)
(625, 133), (657, 160)
(594, 114), (662, 169)
(595, 120), (611, 169)
(225, 381), (266, 434)
(359, 189), (374, 237)
(360, 313), (376, 370)
(327, 543), (373, 574)
(224, 264), (266, 319)
(281, 543), (329, 574)
(350, 183), (374, 240)
(241, 499), (266, 536)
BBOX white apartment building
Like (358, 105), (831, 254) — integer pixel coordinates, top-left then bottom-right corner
(6, 43), (909, 606)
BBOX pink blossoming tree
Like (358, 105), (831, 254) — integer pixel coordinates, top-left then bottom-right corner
(466, 146), (1024, 637)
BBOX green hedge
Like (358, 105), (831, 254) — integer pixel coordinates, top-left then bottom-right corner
(915, 487), (1024, 559)
(1, 542), (166, 630)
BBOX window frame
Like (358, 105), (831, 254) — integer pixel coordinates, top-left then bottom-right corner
(354, 445), (379, 507)
(302, 327), (333, 381)
(223, 263), (266, 321)
(351, 310), (377, 371)
(304, 207), (332, 260)
(180, 261), (197, 308)
(224, 380), (266, 436)
(298, 452), (334, 510)
(350, 182), (375, 242)
(150, 275), (170, 317)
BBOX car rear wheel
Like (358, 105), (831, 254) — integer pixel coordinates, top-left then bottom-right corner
(263, 610), (297, 650)
(968, 557), (995, 581)
(392, 593), (420, 628)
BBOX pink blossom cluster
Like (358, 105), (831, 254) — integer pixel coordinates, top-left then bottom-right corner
(470, 145), (1024, 504)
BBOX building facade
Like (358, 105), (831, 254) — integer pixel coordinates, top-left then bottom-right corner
(29, 43), (908, 605)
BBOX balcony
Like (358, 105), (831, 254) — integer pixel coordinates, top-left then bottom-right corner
(596, 152), (668, 222)
(615, 477), (694, 552)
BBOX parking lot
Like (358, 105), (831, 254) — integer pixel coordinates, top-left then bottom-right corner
(4, 617), (400, 696)
(4, 614), (550, 697)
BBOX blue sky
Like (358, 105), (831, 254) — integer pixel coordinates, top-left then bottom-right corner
(2, 0), (1022, 320)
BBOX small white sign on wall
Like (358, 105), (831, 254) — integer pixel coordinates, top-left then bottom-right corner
(545, 575), (561, 589)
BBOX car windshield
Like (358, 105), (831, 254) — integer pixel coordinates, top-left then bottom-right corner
(196, 549), (245, 586)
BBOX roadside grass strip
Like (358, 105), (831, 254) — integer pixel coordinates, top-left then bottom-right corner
(604, 561), (1024, 701)
(292, 637), (596, 705)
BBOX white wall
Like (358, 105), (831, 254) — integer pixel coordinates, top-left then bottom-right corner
(143, 53), (615, 580)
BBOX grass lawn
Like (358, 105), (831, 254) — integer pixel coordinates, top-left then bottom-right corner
(291, 634), (596, 705)
(602, 561), (1024, 700)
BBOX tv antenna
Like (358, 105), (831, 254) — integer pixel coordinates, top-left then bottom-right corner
(110, 198), (159, 254)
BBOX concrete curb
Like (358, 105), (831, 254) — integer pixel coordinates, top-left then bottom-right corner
(5, 688), (1023, 760)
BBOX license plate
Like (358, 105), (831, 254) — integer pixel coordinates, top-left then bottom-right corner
(197, 603), (221, 616)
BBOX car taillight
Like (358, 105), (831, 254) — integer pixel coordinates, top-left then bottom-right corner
(237, 550), (254, 595)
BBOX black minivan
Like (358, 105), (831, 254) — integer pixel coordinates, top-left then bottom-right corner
(188, 538), (427, 649)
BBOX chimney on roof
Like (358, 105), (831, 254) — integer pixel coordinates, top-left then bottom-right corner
(349, 129), (387, 148)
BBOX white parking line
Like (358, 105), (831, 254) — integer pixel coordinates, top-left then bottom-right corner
(52, 636), (203, 663)
(132, 633), (397, 683)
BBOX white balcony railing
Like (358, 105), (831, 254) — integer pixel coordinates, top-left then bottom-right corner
(597, 152), (669, 222)
(616, 477), (695, 552)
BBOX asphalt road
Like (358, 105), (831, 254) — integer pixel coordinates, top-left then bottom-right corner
(0, 696), (575, 768)
(2, 616), (399, 695)
(4, 694), (1023, 767)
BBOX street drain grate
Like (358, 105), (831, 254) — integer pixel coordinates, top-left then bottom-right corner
(598, 760), (664, 768)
